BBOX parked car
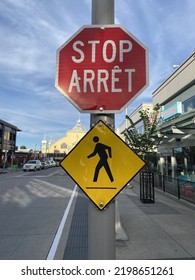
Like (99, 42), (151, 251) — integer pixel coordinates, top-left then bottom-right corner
(23, 160), (42, 171)
(41, 161), (49, 169)
(46, 160), (53, 168)
(50, 160), (56, 167)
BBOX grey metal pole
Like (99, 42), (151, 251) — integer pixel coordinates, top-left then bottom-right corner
(88, 0), (115, 260)
(92, 0), (114, 24)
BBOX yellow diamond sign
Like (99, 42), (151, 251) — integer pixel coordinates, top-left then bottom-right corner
(60, 121), (145, 210)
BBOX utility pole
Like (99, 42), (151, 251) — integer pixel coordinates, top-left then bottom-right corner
(88, 0), (116, 260)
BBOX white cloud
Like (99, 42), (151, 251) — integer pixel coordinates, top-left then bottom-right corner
(1, 0), (195, 148)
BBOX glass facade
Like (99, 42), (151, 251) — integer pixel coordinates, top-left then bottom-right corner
(2, 126), (16, 152)
(173, 146), (195, 177)
(183, 96), (195, 113)
(0, 120), (19, 167)
(157, 87), (195, 179)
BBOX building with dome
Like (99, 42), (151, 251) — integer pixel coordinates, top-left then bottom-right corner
(41, 119), (86, 158)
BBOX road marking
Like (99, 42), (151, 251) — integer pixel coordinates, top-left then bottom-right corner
(14, 170), (62, 178)
(46, 184), (78, 260)
(48, 170), (60, 176)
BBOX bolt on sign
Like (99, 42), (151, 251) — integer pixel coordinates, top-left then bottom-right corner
(60, 121), (145, 210)
(55, 25), (148, 113)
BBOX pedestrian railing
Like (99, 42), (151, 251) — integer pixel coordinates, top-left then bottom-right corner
(156, 174), (195, 204)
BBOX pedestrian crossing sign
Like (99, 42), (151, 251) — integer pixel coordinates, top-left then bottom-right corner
(60, 121), (145, 210)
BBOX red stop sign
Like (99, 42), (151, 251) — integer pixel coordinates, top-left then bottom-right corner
(55, 25), (148, 113)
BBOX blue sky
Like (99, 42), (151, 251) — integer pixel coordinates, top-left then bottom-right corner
(1, 0), (195, 150)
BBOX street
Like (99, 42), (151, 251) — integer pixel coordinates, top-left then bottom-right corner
(0, 167), (76, 260)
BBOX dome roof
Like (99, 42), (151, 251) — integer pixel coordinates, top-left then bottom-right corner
(71, 119), (86, 132)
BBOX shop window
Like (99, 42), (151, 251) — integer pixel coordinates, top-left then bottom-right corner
(174, 146), (195, 177)
(183, 96), (195, 112)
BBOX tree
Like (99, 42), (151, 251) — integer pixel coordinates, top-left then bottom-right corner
(20, 145), (27, 149)
(123, 103), (161, 170)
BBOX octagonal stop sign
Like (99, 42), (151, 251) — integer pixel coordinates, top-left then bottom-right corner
(55, 25), (148, 113)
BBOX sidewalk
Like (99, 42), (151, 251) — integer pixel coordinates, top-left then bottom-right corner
(0, 168), (8, 175)
(0, 167), (21, 175)
(116, 179), (195, 259)
(60, 179), (195, 260)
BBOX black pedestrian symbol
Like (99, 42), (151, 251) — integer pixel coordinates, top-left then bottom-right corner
(87, 136), (114, 182)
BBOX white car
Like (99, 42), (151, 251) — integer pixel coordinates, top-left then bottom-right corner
(50, 160), (56, 167)
(23, 160), (42, 171)
(41, 161), (49, 169)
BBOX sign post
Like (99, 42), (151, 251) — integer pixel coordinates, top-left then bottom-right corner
(55, 0), (148, 260)
(89, 0), (115, 260)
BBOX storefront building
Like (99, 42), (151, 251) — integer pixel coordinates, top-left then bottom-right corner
(0, 119), (21, 167)
(153, 51), (195, 179)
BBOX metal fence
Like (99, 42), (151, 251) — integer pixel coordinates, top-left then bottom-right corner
(156, 174), (195, 204)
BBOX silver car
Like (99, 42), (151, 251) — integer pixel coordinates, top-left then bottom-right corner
(23, 160), (42, 171)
